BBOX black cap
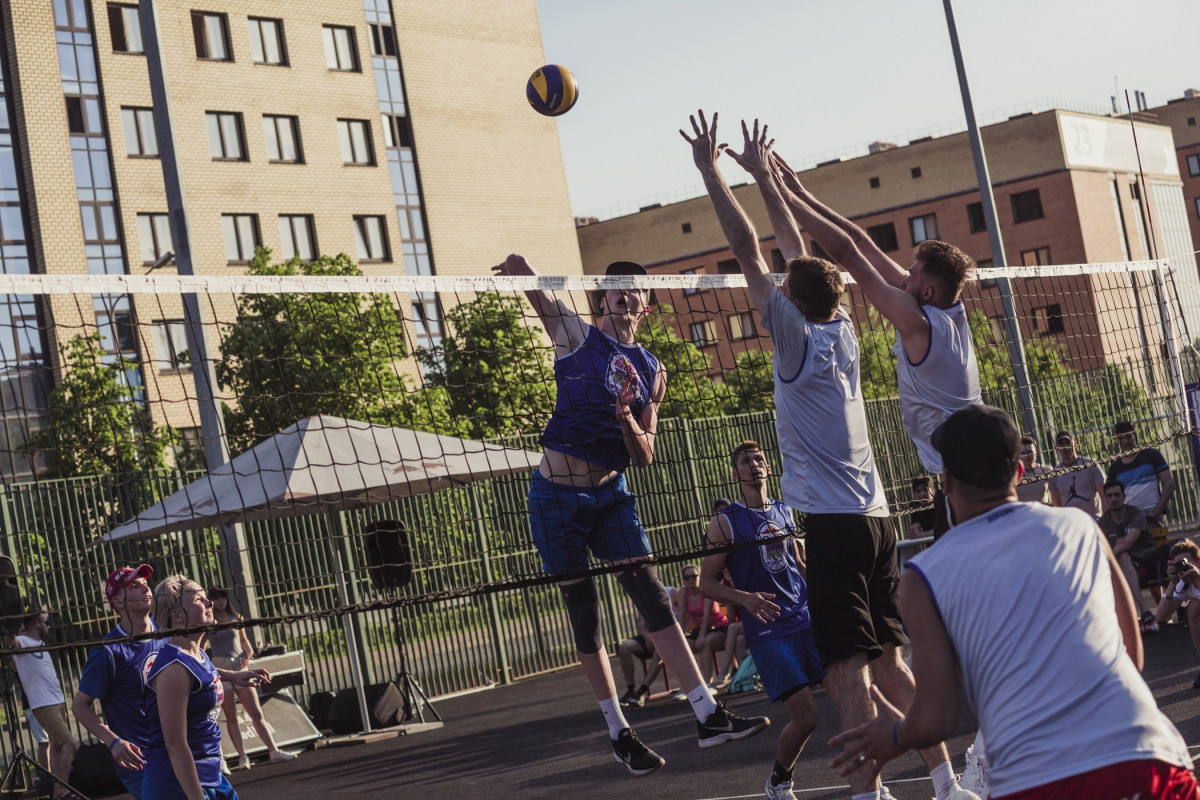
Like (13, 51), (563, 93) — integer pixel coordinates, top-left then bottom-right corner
(606, 261), (647, 276)
(932, 405), (1021, 489)
(1113, 420), (1134, 435)
(711, 498), (732, 512)
(1054, 430), (1074, 444)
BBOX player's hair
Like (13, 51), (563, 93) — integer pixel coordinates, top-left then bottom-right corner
(154, 574), (198, 629)
(915, 240), (974, 306)
(1103, 478), (1126, 493)
(1019, 434), (1037, 447)
(910, 475), (933, 493)
(208, 586), (243, 622)
(20, 610), (43, 629)
(1170, 540), (1200, 560)
(730, 440), (763, 470)
(787, 256), (843, 320)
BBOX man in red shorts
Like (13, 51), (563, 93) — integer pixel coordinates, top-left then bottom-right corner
(829, 405), (1197, 800)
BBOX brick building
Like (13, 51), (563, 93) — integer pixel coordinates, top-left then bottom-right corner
(1146, 90), (1200, 285)
(0, 0), (581, 477)
(577, 107), (1198, 382)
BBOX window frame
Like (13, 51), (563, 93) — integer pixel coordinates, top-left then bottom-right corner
(1010, 189), (1045, 224)
(367, 22), (397, 57)
(337, 119), (375, 166)
(966, 202), (987, 234)
(353, 215), (389, 262)
(220, 213), (260, 264)
(136, 212), (172, 265)
(1031, 303), (1064, 335)
(908, 213), (939, 245)
(1020, 246), (1052, 267)
(866, 221), (898, 252)
(278, 214), (316, 261)
(205, 111), (247, 161)
(107, 3), (143, 54)
(121, 106), (158, 157)
(680, 267), (699, 296)
(1187, 153), (1200, 177)
(687, 320), (717, 348)
(151, 319), (192, 372)
(728, 311), (756, 341)
(262, 114), (302, 163)
(191, 10), (232, 61)
(717, 258), (740, 275)
(322, 25), (360, 72)
(247, 16), (287, 66)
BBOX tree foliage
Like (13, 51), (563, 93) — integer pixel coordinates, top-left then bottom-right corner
(723, 350), (775, 413)
(635, 304), (732, 419)
(23, 333), (175, 478)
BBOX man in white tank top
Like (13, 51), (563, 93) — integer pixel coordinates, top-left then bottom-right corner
(829, 405), (1197, 800)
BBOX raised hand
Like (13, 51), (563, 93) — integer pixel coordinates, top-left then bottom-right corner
(679, 109), (726, 171)
(491, 253), (536, 277)
(725, 119), (775, 179)
(770, 152), (807, 198)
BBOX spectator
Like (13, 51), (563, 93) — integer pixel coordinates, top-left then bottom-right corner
(906, 476), (937, 539)
(1150, 541), (1200, 687)
(617, 613), (662, 707)
(712, 498), (732, 515)
(1016, 435), (1053, 504)
(1049, 431), (1105, 516)
(674, 565), (730, 683)
(10, 610), (77, 799)
(1097, 480), (1155, 624)
(1107, 421), (1176, 527)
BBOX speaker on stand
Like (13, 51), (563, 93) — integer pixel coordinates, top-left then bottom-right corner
(363, 521), (442, 730)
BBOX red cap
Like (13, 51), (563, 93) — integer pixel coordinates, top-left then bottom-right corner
(105, 564), (153, 606)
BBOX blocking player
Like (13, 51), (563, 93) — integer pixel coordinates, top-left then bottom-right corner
(492, 254), (768, 778)
(699, 441), (822, 800)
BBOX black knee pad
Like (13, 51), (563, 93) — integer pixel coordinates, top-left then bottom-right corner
(560, 579), (603, 654)
(617, 566), (674, 632)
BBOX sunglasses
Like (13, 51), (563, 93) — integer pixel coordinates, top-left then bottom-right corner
(683, 573), (698, 580)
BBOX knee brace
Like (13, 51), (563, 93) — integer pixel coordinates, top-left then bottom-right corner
(617, 566), (675, 632)
(560, 578), (603, 654)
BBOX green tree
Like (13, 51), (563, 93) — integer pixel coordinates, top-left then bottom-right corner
(635, 304), (731, 419)
(723, 350), (775, 413)
(23, 333), (175, 478)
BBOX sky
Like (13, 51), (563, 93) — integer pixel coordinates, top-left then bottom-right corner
(535, 0), (1200, 219)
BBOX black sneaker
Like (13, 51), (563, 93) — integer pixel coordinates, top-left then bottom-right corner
(697, 702), (770, 748)
(634, 685), (649, 706)
(619, 689), (639, 707)
(612, 728), (665, 776)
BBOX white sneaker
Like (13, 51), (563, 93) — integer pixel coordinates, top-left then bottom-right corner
(960, 751), (989, 800)
(269, 749), (298, 763)
(764, 776), (798, 800)
(220, 759), (232, 776)
(946, 785), (982, 800)
(670, 691), (688, 702)
(880, 785), (896, 800)
(237, 754), (252, 771)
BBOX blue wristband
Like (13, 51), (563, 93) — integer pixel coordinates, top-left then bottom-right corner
(890, 721), (903, 750)
(108, 738), (122, 752)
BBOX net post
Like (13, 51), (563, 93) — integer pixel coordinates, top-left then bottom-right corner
(1153, 260), (1197, 522)
(138, 0), (259, 622)
(325, 509), (372, 732)
(469, 484), (511, 685)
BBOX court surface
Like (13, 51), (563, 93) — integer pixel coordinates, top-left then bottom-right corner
(224, 623), (1200, 800)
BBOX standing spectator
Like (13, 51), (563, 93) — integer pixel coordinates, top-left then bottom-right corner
(1107, 420), (1176, 526)
(906, 477), (937, 540)
(208, 587), (297, 770)
(1097, 480), (1155, 624)
(1016, 435), (1053, 504)
(10, 610), (77, 799)
(1049, 431), (1105, 516)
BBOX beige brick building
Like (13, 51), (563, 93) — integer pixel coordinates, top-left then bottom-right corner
(0, 0), (581, 477)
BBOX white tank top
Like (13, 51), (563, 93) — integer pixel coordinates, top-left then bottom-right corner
(894, 302), (981, 473)
(907, 502), (1191, 796)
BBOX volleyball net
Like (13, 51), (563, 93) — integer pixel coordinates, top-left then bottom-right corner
(1, 253), (1199, 739)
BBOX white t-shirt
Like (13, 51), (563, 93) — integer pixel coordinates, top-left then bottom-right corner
(907, 502), (1191, 796)
(761, 291), (888, 516)
(894, 302), (981, 473)
(1016, 464), (1053, 503)
(11, 635), (65, 710)
(1170, 578), (1200, 603)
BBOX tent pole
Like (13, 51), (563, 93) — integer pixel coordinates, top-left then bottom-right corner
(326, 510), (371, 733)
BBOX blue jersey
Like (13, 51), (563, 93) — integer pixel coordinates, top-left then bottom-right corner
(719, 500), (810, 645)
(77, 623), (166, 785)
(143, 644), (225, 788)
(540, 325), (660, 471)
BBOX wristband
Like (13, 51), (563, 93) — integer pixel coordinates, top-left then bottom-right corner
(890, 721), (903, 750)
(108, 738), (122, 752)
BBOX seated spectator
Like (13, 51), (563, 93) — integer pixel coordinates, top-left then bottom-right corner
(1097, 480), (1156, 626)
(1108, 420), (1175, 526)
(906, 476), (937, 539)
(617, 613), (663, 707)
(1150, 541), (1200, 687)
(711, 621), (747, 691)
(674, 565), (729, 682)
(1016, 435), (1053, 503)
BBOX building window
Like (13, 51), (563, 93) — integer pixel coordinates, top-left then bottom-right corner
(869, 176), (880, 189)
(262, 115), (301, 163)
(1188, 117), (1196, 127)
(368, 23), (397, 57)
(771, 249), (787, 272)
(1010, 189), (1044, 223)
(323, 25), (359, 71)
(278, 214), (316, 261)
(107, 4), (143, 53)
(1032, 304), (1064, 335)
(717, 258), (740, 274)
(688, 321), (717, 347)
(136, 213), (172, 264)
(191, 11), (231, 61)
(1188, 154), (1200, 177)
(911, 167), (922, 179)
(1021, 246), (1051, 266)
(121, 107), (157, 156)
(353, 215), (389, 261)
(909, 213), (938, 244)
(205, 111), (245, 160)
(247, 17), (286, 65)
(65, 96), (105, 136)
(681, 223), (692, 234)
(866, 222), (898, 252)
(337, 119), (374, 165)
(221, 214), (259, 263)
(1195, 197), (1200, 220)
(728, 311), (756, 341)
(151, 320), (191, 371)
(811, 240), (830, 260)
(967, 202), (987, 233)
(681, 267), (699, 296)
(96, 307), (137, 355)
(381, 114), (413, 149)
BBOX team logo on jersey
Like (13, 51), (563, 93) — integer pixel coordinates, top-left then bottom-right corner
(141, 651), (158, 686)
(605, 352), (642, 403)
(757, 519), (789, 573)
(209, 674), (224, 721)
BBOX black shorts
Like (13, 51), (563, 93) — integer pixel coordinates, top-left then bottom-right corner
(804, 513), (906, 665)
(630, 634), (655, 657)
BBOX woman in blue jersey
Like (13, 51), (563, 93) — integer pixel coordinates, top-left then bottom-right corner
(143, 576), (240, 800)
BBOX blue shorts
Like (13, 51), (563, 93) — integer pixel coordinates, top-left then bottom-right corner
(142, 774), (238, 800)
(749, 628), (827, 702)
(528, 470), (652, 576)
(120, 770), (145, 800)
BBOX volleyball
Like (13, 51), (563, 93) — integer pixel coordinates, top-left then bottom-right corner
(526, 64), (579, 117)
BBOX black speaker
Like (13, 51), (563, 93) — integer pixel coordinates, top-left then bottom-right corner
(0, 555), (23, 636)
(326, 682), (404, 733)
(307, 691), (335, 730)
(364, 520), (412, 592)
(70, 742), (124, 796)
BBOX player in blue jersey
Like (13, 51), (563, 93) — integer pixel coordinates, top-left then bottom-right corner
(700, 441), (823, 800)
(492, 254), (768, 777)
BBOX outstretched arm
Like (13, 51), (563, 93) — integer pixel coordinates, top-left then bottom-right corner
(492, 254), (588, 355)
(724, 120), (806, 261)
(680, 110), (775, 313)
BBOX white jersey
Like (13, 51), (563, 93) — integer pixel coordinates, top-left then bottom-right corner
(894, 302), (981, 473)
(12, 635), (65, 710)
(761, 291), (888, 516)
(907, 502), (1191, 796)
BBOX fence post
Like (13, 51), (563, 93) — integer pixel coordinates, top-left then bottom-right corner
(680, 418), (708, 526)
(1153, 260), (1197, 524)
(469, 485), (512, 685)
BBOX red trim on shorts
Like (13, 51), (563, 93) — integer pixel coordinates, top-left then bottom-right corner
(993, 759), (1198, 800)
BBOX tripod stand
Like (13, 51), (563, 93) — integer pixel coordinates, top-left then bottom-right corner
(0, 662), (87, 800)
(388, 598), (442, 730)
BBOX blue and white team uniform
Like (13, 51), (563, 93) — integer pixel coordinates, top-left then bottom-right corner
(77, 624), (167, 799)
(530, 324), (661, 575)
(718, 500), (826, 701)
(142, 644), (236, 800)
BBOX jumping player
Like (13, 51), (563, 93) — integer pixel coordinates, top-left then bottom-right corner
(492, 254), (768, 777)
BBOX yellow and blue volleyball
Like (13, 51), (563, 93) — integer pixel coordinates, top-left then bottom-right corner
(526, 65), (579, 117)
